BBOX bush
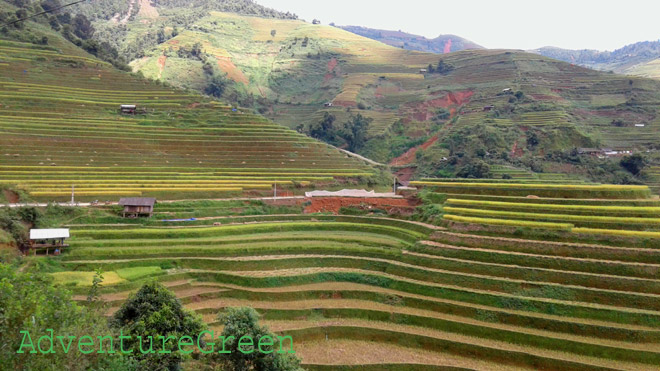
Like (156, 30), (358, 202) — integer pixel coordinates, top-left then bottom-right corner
(110, 282), (206, 370)
(620, 153), (647, 175)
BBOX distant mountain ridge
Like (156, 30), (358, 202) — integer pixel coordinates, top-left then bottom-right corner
(337, 25), (483, 53)
(532, 40), (660, 79)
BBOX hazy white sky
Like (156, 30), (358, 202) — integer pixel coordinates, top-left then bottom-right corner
(257, 0), (660, 51)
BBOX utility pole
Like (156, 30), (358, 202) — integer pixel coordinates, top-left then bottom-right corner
(71, 185), (75, 205)
(274, 182), (277, 198)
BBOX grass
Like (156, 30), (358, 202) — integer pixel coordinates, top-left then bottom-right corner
(49, 271), (124, 286)
(115, 266), (163, 280)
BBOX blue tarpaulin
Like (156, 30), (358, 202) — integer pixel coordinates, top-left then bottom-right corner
(161, 218), (197, 222)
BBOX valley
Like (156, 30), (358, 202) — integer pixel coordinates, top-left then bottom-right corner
(1, 1), (660, 370)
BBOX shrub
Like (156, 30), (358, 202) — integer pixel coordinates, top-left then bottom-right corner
(110, 282), (206, 370)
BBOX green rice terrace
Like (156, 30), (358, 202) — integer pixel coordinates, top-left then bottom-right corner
(0, 38), (376, 201)
(3, 2), (660, 370)
(25, 179), (659, 370)
(86, 5), (660, 180)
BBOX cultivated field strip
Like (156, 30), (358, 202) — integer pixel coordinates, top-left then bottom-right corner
(0, 42), (372, 200)
(414, 180), (660, 243)
(55, 214), (660, 370)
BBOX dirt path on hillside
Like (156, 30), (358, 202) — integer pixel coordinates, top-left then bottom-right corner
(389, 134), (439, 166)
(137, 0), (159, 19)
(390, 90), (474, 167)
(2, 189), (18, 203)
(110, 0), (136, 25)
(157, 55), (166, 79)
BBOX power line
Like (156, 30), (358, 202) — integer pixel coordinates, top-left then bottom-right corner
(2, 0), (91, 28)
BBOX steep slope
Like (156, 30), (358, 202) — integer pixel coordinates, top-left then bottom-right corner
(337, 25), (483, 54)
(63, 2), (660, 185)
(0, 20), (376, 202)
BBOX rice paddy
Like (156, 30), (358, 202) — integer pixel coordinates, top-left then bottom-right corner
(5, 15), (660, 370)
(0, 40), (374, 201)
(48, 205), (660, 370)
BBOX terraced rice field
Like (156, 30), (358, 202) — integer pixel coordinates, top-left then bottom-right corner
(0, 40), (373, 200)
(414, 179), (660, 243)
(50, 210), (660, 370)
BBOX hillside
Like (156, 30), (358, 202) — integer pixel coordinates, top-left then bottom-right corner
(337, 25), (483, 54)
(63, 3), (660, 185)
(534, 41), (660, 79)
(0, 14), (377, 202)
(32, 179), (660, 370)
(4, 2), (660, 370)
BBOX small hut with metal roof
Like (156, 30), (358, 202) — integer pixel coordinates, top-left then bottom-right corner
(118, 197), (156, 218)
(29, 228), (70, 255)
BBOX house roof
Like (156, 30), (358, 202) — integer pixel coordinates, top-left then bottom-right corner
(120, 105), (137, 108)
(30, 229), (70, 240)
(119, 197), (156, 206)
(305, 189), (399, 198)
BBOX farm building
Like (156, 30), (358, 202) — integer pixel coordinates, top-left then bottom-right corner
(119, 105), (146, 114)
(577, 147), (602, 155)
(324, 102), (333, 107)
(119, 197), (156, 218)
(119, 104), (137, 114)
(29, 228), (70, 255)
(483, 105), (495, 112)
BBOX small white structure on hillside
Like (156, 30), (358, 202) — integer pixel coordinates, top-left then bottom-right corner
(29, 228), (70, 255)
(305, 189), (399, 198)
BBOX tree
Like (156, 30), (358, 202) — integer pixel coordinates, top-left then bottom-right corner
(202, 61), (215, 76)
(526, 130), (539, 149)
(86, 268), (104, 303)
(212, 307), (303, 371)
(270, 29), (276, 38)
(620, 153), (646, 175)
(456, 159), (491, 178)
(171, 26), (179, 37)
(342, 114), (372, 152)
(111, 282), (206, 370)
(0, 263), (135, 370)
(309, 112), (336, 142)
(157, 27), (166, 44)
(41, 0), (62, 13)
(71, 14), (94, 40)
(205, 73), (228, 98)
(436, 59), (454, 74)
